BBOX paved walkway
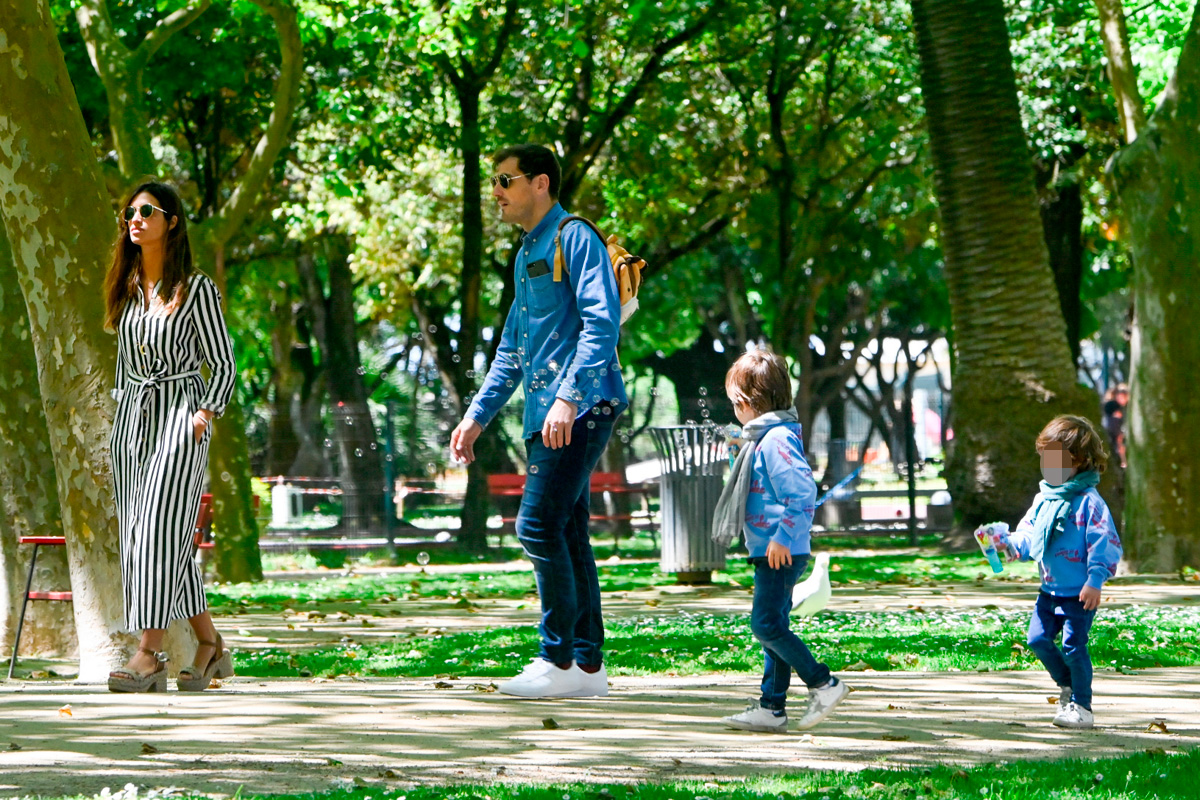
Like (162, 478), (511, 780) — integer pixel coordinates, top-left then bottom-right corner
(1, 669), (1196, 796)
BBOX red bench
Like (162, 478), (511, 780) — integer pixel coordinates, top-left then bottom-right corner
(487, 471), (657, 541)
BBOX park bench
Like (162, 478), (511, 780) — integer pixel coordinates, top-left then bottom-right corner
(487, 471), (658, 544)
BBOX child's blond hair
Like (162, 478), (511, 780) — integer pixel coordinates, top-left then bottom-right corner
(1036, 414), (1109, 474)
(724, 349), (793, 415)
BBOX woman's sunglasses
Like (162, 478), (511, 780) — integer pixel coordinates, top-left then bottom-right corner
(489, 173), (531, 189)
(123, 203), (170, 222)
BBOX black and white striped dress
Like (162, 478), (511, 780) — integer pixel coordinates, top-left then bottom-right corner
(108, 272), (236, 631)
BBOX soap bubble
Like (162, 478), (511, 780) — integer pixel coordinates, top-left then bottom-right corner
(416, 552), (430, 566)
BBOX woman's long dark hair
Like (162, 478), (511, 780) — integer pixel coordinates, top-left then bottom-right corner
(103, 182), (193, 331)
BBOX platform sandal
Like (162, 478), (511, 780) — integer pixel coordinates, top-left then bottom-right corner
(176, 634), (233, 691)
(107, 648), (168, 693)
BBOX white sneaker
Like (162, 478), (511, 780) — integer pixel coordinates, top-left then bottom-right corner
(497, 658), (583, 698)
(722, 699), (788, 733)
(1053, 702), (1094, 729)
(571, 664), (609, 697)
(794, 677), (849, 730)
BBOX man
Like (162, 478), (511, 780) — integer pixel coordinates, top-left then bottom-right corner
(449, 144), (627, 698)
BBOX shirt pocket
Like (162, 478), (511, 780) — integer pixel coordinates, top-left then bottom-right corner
(527, 271), (568, 315)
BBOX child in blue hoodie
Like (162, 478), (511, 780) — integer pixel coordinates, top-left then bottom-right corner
(991, 414), (1122, 730)
(713, 349), (847, 733)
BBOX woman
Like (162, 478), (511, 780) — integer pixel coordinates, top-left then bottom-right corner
(104, 182), (237, 692)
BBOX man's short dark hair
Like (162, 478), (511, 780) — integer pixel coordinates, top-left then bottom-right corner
(493, 144), (561, 200)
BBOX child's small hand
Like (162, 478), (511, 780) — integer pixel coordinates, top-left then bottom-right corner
(1079, 585), (1102, 611)
(766, 541), (792, 570)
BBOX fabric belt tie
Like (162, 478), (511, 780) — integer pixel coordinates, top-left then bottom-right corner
(127, 362), (202, 456)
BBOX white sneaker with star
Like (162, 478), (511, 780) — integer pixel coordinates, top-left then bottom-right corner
(794, 677), (849, 730)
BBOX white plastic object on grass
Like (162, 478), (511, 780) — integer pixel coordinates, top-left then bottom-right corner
(791, 552), (832, 616)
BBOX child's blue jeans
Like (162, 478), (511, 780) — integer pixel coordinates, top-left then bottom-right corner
(1027, 591), (1097, 710)
(750, 555), (831, 711)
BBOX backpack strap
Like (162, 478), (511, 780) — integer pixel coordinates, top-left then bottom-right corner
(553, 215), (607, 282)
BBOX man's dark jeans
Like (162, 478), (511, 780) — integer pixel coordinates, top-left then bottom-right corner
(517, 411), (615, 667)
(750, 555), (832, 711)
(1027, 590), (1097, 710)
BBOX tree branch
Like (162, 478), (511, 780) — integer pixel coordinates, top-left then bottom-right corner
(205, 0), (304, 247)
(131, 0), (213, 71)
(1094, 0), (1148, 143)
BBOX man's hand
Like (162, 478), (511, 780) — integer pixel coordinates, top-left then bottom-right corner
(766, 541), (792, 570)
(1079, 584), (1102, 611)
(450, 418), (483, 464)
(541, 398), (578, 449)
(192, 410), (214, 443)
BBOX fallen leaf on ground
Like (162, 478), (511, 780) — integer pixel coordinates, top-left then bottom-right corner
(645, 599), (660, 607)
(1047, 696), (1059, 705)
(542, 718), (559, 729)
(7, 743), (20, 751)
(880, 734), (909, 741)
(1147, 720), (1170, 734)
(325, 757), (342, 766)
(380, 769), (402, 779)
(842, 660), (871, 672)
(469, 683), (497, 693)
(141, 743), (158, 754)
(434, 680), (454, 689)
(58, 705), (72, 717)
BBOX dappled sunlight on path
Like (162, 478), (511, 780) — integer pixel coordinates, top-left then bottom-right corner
(1, 670), (1196, 795)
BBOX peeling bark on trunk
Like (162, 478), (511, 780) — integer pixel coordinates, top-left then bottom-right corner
(0, 0), (131, 680)
(910, 0), (1109, 536)
(0, 223), (75, 661)
(1109, 5), (1200, 571)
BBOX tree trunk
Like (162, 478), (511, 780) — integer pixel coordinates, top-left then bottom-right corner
(1039, 175), (1085, 365)
(265, 290), (301, 476)
(0, 223), (75, 661)
(205, 246), (263, 583)
(454, 88), (491, 553)
(0, 0), (132, 680)
(655, 334), (736, 424)
(323, 241), (385, 535)
(1109, 4), (1200, 571)
(910, 0), (1107, 535)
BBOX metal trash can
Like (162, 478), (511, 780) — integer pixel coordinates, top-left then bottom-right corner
(650, 425), (728, 584)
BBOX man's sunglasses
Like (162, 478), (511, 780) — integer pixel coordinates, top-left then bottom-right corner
(122, 203), (170, 222)
(489, 173), (531, 189)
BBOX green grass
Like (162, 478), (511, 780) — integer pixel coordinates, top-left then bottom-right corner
(209, 551), (1045, 612)
(39, 748), (1200, 800)
(231, 604), (1200, 679)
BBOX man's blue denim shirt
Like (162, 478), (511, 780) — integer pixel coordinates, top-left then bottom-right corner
(467, 203), (628, 438)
